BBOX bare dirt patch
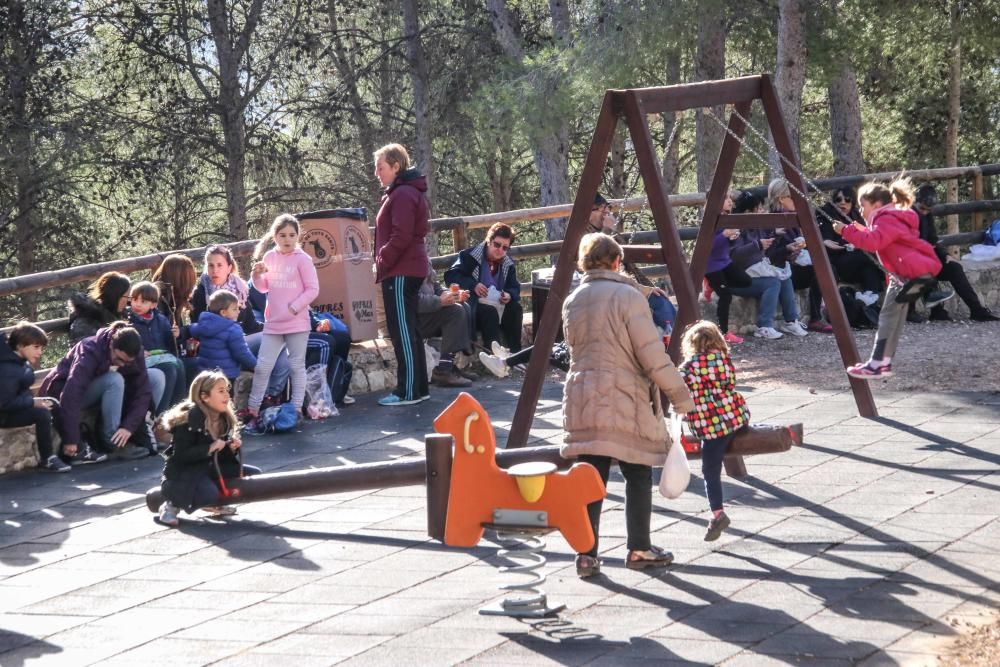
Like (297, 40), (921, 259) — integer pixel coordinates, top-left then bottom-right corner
(729, 319), (1000, 393)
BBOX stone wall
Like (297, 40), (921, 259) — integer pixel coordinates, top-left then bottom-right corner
(701, 259), (1000, 332)
(0, 427), (40, 475)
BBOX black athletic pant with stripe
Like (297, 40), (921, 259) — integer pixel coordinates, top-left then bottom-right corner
(382, 276), (429, 401)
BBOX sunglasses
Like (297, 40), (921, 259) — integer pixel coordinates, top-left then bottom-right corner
(491, 241), (510, 252)
(833, 196), (850, 204)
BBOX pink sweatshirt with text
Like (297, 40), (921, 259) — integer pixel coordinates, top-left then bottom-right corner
(253, 247), (320, 335)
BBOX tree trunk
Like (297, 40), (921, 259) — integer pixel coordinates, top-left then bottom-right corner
(694, 3), (725, 192)
(401, 0), (437, 254)
(485, 146), (515, 213)
(486, 0), (570, 241)
(327, 0), (381, 209)
(207, 0), (250, 241)
(610, 126), (626, 199)
(6, 0), (39, 317)
(827, 62), (864, 176)
(661, 46), (682, 195)
(769, 0), (807, 179)
(945, 0), (961, 242)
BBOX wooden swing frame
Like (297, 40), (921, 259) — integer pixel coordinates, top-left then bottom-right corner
(506, 74), (877, 468)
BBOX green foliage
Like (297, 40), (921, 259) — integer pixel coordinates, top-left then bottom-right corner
(3, 0), (1000, 326)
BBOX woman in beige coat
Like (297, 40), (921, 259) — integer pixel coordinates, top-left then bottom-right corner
(561, 233), (696, 577)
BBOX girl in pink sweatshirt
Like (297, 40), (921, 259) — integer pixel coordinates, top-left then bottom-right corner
(247, 214), (320, 418)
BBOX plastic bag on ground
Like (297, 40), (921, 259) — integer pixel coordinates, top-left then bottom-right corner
(304, 364), (337, 420)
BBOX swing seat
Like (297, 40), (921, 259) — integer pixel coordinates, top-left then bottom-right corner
(894, 276), (936, 304)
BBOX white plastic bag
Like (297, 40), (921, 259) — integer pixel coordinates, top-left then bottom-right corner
(658, 414), (690, 499)
(424, 342), (441, 381)
(305, 364), (338, 420)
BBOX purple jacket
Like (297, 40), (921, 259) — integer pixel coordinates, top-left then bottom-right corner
(39, 327), (152, 445)
(706, 232), (733, 274)
(374, 169), (430, 282)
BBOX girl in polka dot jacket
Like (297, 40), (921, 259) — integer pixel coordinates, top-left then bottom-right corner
(679, 320), (750, 542)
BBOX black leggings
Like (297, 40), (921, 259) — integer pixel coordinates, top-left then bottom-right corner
(578, 455), (653, 557)
(503, 342), (570, 372)
(706, 263), (753, 332)
(791, 263), (823, 322)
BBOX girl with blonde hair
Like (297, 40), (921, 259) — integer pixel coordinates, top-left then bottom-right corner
(157, 370), (260, 526)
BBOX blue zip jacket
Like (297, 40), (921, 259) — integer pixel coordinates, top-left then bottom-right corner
(189, 312), (257, 379)
(128, 310), (177, 355)
(0, 333), (35, 414)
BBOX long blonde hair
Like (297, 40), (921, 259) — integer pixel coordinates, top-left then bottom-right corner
(254, 214), (300, 261)
(857, 176), (914, 209)
(681, 320), (728, 358)
(161, 370), (238, 440)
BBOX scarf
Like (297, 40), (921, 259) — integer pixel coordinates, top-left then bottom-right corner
(201, 272), (249, 308)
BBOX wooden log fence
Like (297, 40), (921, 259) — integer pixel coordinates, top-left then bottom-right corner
(2, 163), (999, 339)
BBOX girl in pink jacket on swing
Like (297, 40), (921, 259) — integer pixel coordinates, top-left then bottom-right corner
(831, 178), (953, 379)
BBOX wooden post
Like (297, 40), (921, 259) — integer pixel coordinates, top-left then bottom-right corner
(452, 223), (468, 252)
(972, 170), (985, 231)
(759, 74), (877, 419)
(506, 90), (622, 449)
(425, 433), (453, 541)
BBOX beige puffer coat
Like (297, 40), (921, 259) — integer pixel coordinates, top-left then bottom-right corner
(560, 270), (695, 467)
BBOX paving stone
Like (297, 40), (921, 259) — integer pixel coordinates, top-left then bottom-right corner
(251, 631), (390, 657)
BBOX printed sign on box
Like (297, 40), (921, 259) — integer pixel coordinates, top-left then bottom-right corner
(296, 208), (377, 342)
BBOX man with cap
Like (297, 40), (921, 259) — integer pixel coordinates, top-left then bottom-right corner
(909, 184), (998, 322)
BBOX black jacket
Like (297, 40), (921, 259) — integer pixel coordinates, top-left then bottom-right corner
(913, 207), (950, 264)
(0, 333), (35, 414)
(68, 293), (121, 344)
(443, 242), (520, 321)
(161, 404), (240, 512)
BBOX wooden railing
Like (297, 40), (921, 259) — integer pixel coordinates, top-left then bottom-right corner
(3, 163), (999, 338)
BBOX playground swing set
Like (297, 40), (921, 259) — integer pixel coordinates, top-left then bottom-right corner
(147, 74), (877, 617)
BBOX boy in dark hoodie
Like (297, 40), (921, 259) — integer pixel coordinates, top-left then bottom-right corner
(188, 290), (258, 383)
(0, 323), (70, 472)
(128, 281), (186, 413)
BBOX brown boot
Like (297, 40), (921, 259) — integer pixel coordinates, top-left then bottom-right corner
(431, 366), (472, 387)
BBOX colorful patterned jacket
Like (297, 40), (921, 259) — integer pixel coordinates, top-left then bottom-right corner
(679, 351), (749, 440)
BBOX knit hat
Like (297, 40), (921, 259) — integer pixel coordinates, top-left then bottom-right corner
(593, 192), (609, 207)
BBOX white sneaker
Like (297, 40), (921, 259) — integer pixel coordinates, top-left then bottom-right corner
(776, 320), (808, 337)
(478, 351), (510, 378)
(857, 291), (880, 306)
(340, 395), (355, 405)
(491, 342), (511, 360)
(754, 326), (784, 340)
(158, 502), (179, 527)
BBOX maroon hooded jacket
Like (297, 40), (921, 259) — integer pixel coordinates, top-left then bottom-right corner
(374, 169), (430, 282)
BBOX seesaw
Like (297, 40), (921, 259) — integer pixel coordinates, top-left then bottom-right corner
(146, 393), (802, 616)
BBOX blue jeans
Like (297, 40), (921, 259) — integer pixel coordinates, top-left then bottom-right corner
(80, 370), (162, 443)
(728, 276), (799, 328)
(147, 354), (185, 414)
(729, 277), (780, 328)
(701, 432), (735, 511)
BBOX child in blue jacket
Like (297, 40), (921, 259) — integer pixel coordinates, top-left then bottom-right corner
(0, 323), (70, 472)
(189, 290), (258, 383)
(128, 281), (186, 413)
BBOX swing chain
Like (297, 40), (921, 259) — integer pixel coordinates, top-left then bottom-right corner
(705, 105), (837, 225)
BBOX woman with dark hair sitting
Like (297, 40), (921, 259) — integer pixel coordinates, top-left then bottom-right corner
(68, 272), (132, 343)
(816, 186), (885, 307)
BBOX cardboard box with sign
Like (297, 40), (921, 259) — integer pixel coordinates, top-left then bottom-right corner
(296, 208), (378, 341)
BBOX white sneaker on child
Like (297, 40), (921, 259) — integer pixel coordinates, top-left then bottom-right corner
(776, 320), (808, 337)
(754, 326), (784, 340)
(158, 502), (179, 527)
(490, 341), (511, 360)
(479, 352), (510, 378)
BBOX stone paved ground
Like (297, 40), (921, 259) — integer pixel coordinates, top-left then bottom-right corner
(1, 378), (998, 666)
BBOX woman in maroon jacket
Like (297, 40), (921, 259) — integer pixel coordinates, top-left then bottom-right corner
(832, 178), (952, 379)
(373, 143), (431, 406)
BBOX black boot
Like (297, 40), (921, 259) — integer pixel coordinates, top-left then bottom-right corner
(970, 307), (1000, 322)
